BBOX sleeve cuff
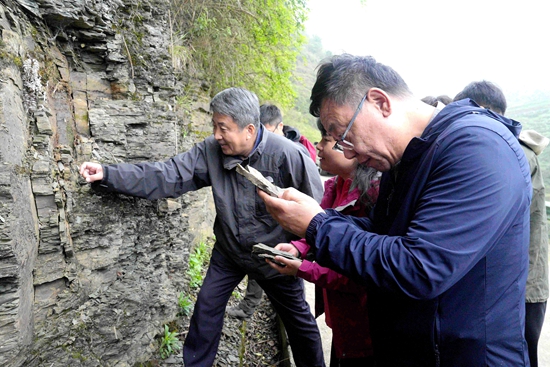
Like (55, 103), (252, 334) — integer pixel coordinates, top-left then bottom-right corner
(100, 165), (109, 187)
(305, 212), (329, 247)
(91, 165), (111, 192)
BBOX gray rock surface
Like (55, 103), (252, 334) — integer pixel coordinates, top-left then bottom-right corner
(0, 0), (242, 366)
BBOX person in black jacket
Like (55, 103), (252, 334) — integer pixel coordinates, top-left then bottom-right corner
(226, 102), (320, 320)
(80, 87), (325, 367)
(261, 103), (318, 162)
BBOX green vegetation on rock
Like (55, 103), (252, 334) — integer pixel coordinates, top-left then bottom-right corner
(170, 0), (308, 109)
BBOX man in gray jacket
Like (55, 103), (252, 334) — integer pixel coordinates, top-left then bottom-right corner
(520, 129), (550, 367)
(80, 87), (325, 367)
(454, 81), (549, 367)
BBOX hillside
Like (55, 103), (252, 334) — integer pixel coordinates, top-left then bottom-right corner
(283, 35), (332, 144)
(507, 90), (550, 198)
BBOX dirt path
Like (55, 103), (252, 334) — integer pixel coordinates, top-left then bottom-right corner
(304, 281), (332, 363)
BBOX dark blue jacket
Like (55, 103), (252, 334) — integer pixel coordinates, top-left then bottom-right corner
(306, 100), (531, 366)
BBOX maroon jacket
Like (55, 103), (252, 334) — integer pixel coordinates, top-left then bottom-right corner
(293, 176), (376, 359)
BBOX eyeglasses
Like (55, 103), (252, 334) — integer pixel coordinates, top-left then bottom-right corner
(266, 124), (279, 133)
(332, 93), (367, 151)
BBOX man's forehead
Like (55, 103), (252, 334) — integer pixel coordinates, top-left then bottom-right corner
(319, 101), (347, 134)
(212, 113), (236, 125)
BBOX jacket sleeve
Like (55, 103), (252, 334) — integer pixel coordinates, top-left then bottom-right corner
(307, 125), (531, 300)
(282, 146), (324, 203)
(297, 260), (367, 294)
(95, 141), (211, 200)
(291, 238), (310, 258)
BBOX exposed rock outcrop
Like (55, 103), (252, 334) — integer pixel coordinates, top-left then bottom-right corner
(0, 0), (218, 365)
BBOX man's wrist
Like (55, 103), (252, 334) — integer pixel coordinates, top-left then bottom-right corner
(305, 212), (328, 247)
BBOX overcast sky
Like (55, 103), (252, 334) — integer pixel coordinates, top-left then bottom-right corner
(305, 0), (550, 103)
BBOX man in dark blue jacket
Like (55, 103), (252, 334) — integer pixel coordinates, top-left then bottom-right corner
(454, 80), (548, 367)
(259, 55), (532, 366)
(80, 87), (325, 367)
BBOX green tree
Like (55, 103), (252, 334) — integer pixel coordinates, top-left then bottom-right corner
(170, 0), (308, 108)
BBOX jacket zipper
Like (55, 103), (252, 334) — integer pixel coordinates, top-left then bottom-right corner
(434, 301), (441, 367)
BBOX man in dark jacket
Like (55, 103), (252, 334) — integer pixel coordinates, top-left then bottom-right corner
(79, 87), (325, 367)
(260, 103), (318, 162)
(226, 102), (319, 320)
(259, 55), (532, 366)
(454, 80), (548, 367)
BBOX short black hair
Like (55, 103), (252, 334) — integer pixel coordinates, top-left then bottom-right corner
(421, 96), (438, 107)
(309, 54), (411, 117)
(421, 95), (452, 107)
(454, 81), (507, 115)
(259, 103), (282, 127)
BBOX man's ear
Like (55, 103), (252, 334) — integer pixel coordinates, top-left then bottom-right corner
(247, 124), (256, 137)
(368, 88), (391, 117)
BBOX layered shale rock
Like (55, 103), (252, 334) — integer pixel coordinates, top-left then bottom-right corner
(0, 0), (220, 365)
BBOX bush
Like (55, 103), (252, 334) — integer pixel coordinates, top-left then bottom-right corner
(169, 0), (308, 108)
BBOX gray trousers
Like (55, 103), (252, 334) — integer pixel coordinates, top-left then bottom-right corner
(238, 278), (264, 315)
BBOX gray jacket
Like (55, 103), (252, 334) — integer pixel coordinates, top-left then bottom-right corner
(520, 129), (549, 303)
(96, 126), (323, 280)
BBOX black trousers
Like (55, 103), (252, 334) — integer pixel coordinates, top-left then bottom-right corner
(329, 338), (375, 367)
(525, 301), (547, 367)
(183, 248), (325, 366)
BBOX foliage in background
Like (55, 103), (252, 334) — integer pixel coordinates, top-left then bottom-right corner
(507, 90), (550, 199)
(159, 324), (181, 359)
(281, 34), (333, 144)
(186, 241), (210, 288)
(170, 0), (308, 108)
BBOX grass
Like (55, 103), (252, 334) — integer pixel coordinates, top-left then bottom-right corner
(159, 324), (181, 359)
(177, 292), (192, 316)
(186, 240), (210, 288)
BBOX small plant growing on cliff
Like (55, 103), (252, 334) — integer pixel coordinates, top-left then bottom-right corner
(187, 241), (209, 288)
(177, 292), (192, 316)
(159, 324), (181, 359)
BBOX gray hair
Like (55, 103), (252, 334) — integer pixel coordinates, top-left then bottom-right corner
(351, 164), (381, 209)
(310, 54), (412, 117)
(210, 87), (260, 129)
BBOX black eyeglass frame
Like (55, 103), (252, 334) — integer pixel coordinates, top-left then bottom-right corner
(332, 92), (368, 151)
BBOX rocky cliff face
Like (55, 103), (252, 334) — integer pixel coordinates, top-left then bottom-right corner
(0, 0), (215, 365)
